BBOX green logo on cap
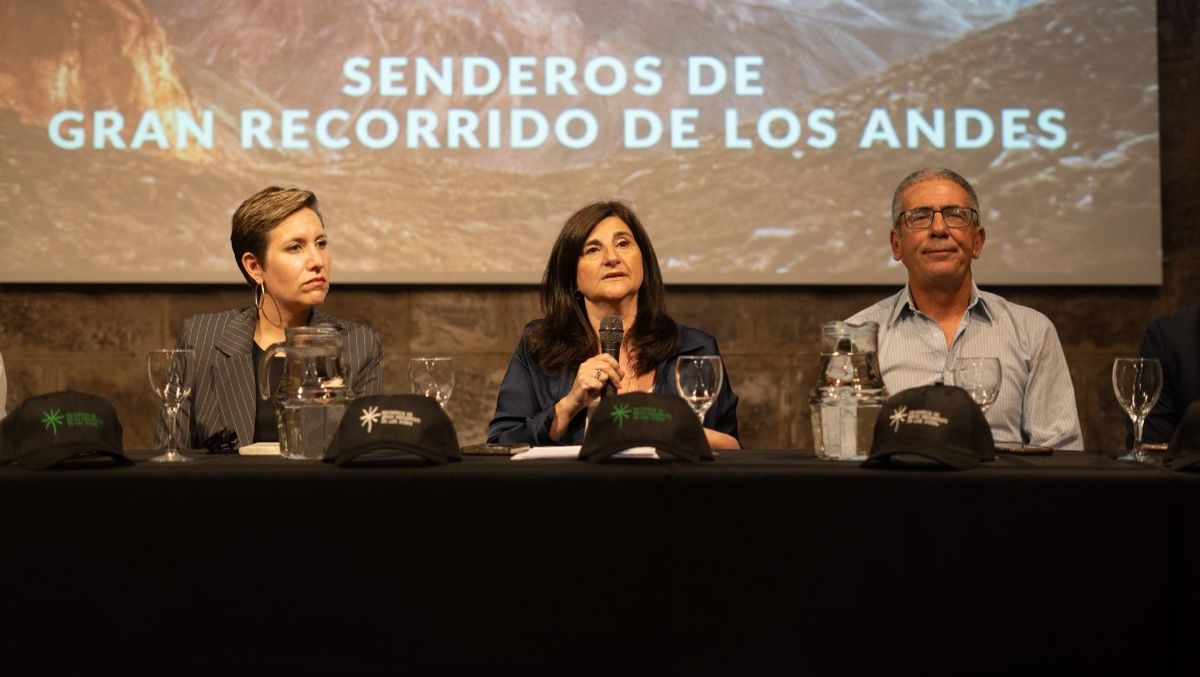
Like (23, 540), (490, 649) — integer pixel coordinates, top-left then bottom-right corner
(609, 403), (672, 429)
(40, 409), (103, 436)
(41, 409), (65, 435)
(631, 406), (671, 424)
(611, 403), (631, 428)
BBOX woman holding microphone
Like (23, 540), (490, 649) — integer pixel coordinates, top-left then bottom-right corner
(488, 200), (739, 449)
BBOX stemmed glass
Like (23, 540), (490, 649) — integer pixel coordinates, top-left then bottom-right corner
(675, 355), (723, 425)
(953, 357), (1002, 414)
(148, 349), (195, 463)
(410, 357), (455, 408)
(1113, 357), (1163, 462)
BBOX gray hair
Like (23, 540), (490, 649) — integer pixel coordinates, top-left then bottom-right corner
(891, 167), (980, 229)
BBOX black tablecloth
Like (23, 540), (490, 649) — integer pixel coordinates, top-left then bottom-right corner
(1, 450), (1196, 675)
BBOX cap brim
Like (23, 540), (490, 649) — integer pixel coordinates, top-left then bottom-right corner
(331, 439), (458, 466)
(863, 443), (982, 470)
(580, 439), (708, 464)
(17, 441), (133, 470)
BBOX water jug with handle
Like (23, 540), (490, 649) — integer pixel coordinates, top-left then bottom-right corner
(809, 321), (889, 461)
(258, 325), (353, 460)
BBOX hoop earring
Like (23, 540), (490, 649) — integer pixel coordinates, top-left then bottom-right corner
(254, 282), (265, 310)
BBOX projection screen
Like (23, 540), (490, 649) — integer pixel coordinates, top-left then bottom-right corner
(0, 0), (1161, 284)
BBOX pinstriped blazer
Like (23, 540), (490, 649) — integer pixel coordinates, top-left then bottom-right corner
(154, 307), (383, 450)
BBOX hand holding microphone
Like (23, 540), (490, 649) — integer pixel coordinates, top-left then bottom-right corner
(563, 314), (625, 412)
(567, 353), (621, 410)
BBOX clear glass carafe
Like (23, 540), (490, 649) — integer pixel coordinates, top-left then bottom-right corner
(809, 321), (888, 461)
(258, 325), (352, 460)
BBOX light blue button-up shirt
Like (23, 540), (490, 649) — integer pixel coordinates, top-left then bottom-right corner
(847, 284), (1083, 449)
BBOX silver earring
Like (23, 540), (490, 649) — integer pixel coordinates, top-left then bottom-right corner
(254, 282), (265, 309)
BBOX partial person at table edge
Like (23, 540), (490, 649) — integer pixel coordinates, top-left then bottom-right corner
(846, 167), (1082, 450)
(154, 186), (383, 450)
(0, 350), (7, 421)
(1135, 304), (1200, 445)
(488, 200), (739, 449)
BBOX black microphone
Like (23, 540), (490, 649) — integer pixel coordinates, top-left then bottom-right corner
(599, 314), (623, 399)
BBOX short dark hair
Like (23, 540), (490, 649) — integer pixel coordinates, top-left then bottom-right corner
(230, 186), (322, 285)
(526, 200), (677, 375)
(891, 167), (980, 229)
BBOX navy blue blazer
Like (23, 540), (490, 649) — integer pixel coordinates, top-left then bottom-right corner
(488, 322), (739, 445)
(154, 307), (383, 450)
(1137, 304), (1200, 444)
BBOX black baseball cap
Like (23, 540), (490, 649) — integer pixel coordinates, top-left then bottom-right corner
(1165, 400), (1200, 471)
(579, 392), (713, 463)
(863, 384), (995, 470)
(325, 394), (462, 466)
(0, 391), (132, 470)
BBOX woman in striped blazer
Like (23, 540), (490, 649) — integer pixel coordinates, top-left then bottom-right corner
(156, 187), (383, 451)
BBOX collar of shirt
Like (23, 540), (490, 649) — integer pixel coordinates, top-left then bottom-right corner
(888, 282), (994, 327)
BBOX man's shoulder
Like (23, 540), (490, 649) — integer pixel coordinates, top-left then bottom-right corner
(847, 289), (906, 325)
(976, 289), (1055, 329)
(1147, 304), (1200, 336)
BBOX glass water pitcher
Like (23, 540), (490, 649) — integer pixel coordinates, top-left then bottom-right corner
(258, 325), (353, 460)
(809, 321), (889, 461)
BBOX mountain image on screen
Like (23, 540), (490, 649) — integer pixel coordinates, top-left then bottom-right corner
(0, 0), (1159, 284)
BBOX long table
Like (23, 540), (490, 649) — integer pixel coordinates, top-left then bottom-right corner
(1, 450), (1196, 675)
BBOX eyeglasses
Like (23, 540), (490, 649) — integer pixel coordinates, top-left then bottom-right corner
(896, 206), (978, 230)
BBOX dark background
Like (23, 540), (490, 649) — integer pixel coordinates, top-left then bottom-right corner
(2, 0), (1196, 451)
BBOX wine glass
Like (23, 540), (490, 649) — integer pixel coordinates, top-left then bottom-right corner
(410, 357), (455, 408)
(675, 355), (723, 425)
(1113, 357), (1163, 462)
(953, 357), (1002, 414)
(148, 349), (195, 463)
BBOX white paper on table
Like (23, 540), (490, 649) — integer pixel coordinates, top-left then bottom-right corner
(510, 445), (660, 461)
(511, 445), (580, 460)
(239, 442), (282, 456)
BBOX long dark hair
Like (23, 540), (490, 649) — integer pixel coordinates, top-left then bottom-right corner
(526, 201), (678, 375)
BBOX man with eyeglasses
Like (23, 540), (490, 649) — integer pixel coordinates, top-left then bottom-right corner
(847, 167), (1082, 450)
